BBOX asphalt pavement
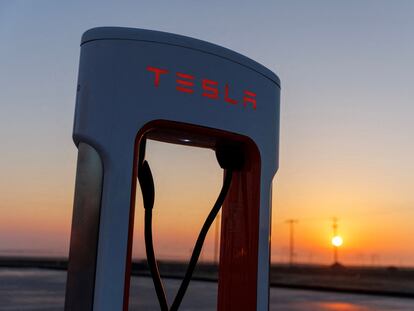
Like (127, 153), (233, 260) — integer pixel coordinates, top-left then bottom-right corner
(1, 269), (413, 310)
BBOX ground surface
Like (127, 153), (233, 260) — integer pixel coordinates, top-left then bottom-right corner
(1, 268), (414, 310)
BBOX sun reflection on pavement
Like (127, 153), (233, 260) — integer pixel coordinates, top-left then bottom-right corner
(317, 302), (372, 311)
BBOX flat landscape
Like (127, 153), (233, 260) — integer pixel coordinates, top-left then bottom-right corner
(2, 257), (414, 298)
(1, 268), (414, 310)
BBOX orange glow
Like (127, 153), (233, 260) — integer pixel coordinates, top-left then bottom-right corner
(317, 302), (368, 310)
(2, 140), (414, 267)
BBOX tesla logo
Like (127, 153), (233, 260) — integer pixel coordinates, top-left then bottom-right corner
(147, 66), (257, 110)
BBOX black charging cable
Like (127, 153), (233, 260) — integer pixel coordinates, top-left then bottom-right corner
(138, 142), (243, 310)
(139, 160), (169, 311)
(169, 168), (233, 310)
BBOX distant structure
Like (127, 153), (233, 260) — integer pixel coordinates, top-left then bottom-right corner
(285, 219), (298, 267)
(214, 211), (221, 264)
(332, 217), (338, 264)
(331, 217), (343, 267)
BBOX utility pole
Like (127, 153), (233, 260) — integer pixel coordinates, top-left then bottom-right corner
(285, 219), (298, 267)
(213, 211), (221, 265)
(332, 217), (338, 264)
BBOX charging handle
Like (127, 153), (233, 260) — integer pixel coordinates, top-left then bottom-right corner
(138, 160), (155, 210)
(215, 143), (245, 170)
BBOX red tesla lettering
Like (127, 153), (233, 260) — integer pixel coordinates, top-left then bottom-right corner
(147, 66), (169, 87)
(146, 65), (257, 110)
(224, 84), (238, 105)
(202, 79), (219, 99)
(243, 90), (257, 110)
(176, 72), (195, 93)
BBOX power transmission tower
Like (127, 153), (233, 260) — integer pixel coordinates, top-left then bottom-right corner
(285, 219), (298, 267)
(332, 217), (339, 264)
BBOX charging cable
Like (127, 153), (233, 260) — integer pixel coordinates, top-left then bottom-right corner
(138, 141), (243, 310)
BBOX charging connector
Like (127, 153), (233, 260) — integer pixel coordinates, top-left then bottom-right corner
(215, 143), (245, 170)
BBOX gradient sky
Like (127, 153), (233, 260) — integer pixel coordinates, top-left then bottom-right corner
(1, 1), (413, 266)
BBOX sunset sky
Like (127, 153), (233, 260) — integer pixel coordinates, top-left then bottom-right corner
(1, 1), (413, 266)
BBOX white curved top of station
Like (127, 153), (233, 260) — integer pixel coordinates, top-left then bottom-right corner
(81, 27), (281, 87)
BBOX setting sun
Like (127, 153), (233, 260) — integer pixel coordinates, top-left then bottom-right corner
(332, 236), (343, 247)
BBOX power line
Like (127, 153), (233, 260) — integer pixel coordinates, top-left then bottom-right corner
(276, 206), (414, 224)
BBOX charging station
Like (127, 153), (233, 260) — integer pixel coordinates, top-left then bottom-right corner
(65, 27), (280, 311)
